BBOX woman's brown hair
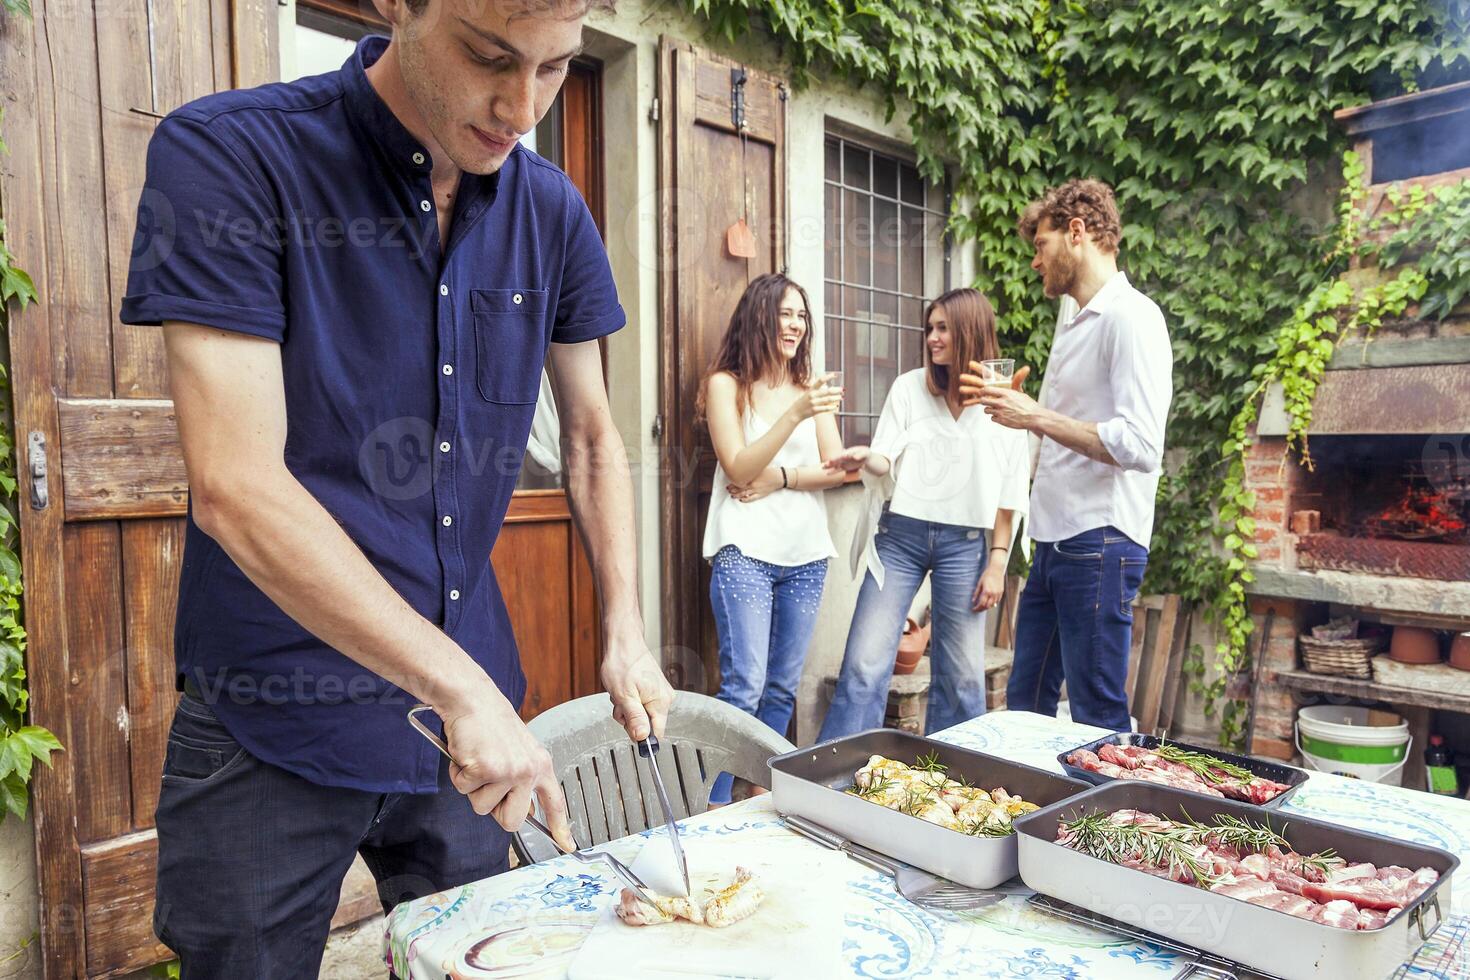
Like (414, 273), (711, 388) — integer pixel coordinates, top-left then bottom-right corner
(697, 273), (814, 420)
(924, 288), (1000, 404)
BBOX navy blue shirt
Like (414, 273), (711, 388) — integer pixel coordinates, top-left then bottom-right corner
(120, 36), (624, 793)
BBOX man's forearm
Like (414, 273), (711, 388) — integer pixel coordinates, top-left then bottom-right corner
(1033, 409), (1118, 466)
(195, 469), (495, 714)
(562, 426), (643, 635)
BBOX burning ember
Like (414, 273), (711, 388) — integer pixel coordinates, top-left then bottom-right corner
(1365, 485), (1467, 541)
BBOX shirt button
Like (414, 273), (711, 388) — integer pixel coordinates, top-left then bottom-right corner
(439, 441), (451, 453)
(442, 364), (454, 376)
(412, 152), (425, 165)
(420, 199), (432, 212)
(439, 284), (449, 296)
(442, 515), (453, 527)
(512, 293), (523, 305)
(449, 589), (460, 601)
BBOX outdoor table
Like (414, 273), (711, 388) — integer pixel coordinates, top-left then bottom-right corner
(385, 709), (1470, 979)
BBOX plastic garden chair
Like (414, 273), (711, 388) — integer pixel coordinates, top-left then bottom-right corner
(511, 691), (795, 865)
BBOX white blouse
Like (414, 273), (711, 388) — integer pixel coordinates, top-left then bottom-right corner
(702, 408), (838, 567)
(849, 369), (1030, 586)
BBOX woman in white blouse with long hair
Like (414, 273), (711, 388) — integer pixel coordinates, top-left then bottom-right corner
(819, 288), (1029, 738)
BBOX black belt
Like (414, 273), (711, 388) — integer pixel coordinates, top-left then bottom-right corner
(178, 674), (204, 700)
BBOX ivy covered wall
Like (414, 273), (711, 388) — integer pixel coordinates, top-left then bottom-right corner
(679, 0), (1470, 742)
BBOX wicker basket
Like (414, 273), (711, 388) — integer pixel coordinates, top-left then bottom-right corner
(1298, 634), (1382, 679)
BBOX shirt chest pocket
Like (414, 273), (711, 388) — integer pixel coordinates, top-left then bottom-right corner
(471, 288), (550, 405)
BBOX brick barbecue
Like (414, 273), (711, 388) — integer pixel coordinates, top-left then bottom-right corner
(1240, 82), (1470, 772)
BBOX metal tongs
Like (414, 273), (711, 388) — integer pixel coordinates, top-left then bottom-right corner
(639, 734), (691, 897)
(407, 704), (660, 906)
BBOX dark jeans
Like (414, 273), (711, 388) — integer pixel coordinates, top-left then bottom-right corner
(154, 693), (509, 979)
(1005, 525), (1148, 731)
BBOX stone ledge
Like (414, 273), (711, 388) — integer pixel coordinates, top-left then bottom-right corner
(1247, 566), (1470, 623)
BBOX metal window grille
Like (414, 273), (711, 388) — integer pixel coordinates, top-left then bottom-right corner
(823, 134), (951, 446)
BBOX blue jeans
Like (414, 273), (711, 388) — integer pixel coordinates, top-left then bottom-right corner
(708, 546), (828, 803)
(819, 512), (990, 741)
(1006, 525), (1148, 731)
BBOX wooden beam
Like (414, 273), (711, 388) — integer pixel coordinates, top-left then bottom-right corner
(58, 399), (188, 520)
(1135, 595), (1181, 735)
(1276, 668), (1470, 715)
(230, 0), (279, 89)
(80, 833), (173, 978)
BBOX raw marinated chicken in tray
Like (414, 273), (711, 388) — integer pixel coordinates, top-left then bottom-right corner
(1067, 742), (1292, 804)
(848, 753), (1040, 836)
(1057, 808), (1440, 930)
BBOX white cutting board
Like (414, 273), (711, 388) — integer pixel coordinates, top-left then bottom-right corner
(566, 825), (850, 980)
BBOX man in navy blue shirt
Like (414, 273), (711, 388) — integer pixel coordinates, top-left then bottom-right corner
(120, 0), (672, 974)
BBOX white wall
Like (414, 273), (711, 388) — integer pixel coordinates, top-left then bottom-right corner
(584, 3), (974, 735)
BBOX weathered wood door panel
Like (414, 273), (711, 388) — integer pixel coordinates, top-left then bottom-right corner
(1, 0), (279, 974)
(657, 38), (787, 693)
(495, 492), (601, 720)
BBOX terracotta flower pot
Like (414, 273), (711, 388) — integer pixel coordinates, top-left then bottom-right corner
(1450, 632), (1470, 673)
(1390, 626), (1443, 665)
(894, 617), (929, 675)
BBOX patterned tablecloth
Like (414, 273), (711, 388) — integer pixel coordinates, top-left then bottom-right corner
(385, 710), (1470, 979)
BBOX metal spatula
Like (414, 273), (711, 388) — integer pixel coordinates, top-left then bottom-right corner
(784, 814), (1012, 912)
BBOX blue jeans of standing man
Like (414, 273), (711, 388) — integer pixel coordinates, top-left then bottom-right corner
(819, 512), (990, 741)
(1005, 525), (1148, 731)
(708, 546), (828, 804)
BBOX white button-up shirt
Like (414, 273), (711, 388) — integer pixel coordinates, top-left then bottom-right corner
(1028, 271), (1173, 547)
(850, 369), (1030, 585)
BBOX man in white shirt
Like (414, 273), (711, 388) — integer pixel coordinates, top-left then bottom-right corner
(965, 179), (1173, 730)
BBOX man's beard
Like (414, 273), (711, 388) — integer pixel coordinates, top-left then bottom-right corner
(1042, 250), (1080, 299)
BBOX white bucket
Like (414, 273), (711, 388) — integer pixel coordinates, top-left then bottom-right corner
(1295, 705), (1411, 786)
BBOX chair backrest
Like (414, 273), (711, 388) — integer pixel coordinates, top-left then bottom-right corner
(513, 691), (794, 863)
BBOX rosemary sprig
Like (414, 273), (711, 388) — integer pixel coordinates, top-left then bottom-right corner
(1063, 812), (1223, 887)
(913, 752), (947, 775)
(963, 817), (1016, 837)
(1153, 742), (1257, 785)
(1300, 848), (1344, 879)
(899, 784), (937, 816)
(853, 772), (895, 800)
(1185, 811), (1290, 854)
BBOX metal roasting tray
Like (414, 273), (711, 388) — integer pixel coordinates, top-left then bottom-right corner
(768, 728), (1091, 889)
(1058, 732), (1309, 809)
(1013, 781), (1459, 980)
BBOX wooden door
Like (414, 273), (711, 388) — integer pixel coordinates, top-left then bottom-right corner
(496, 61), (606, 720)
(657, 38), (788, 693)
(0, 1), (329, 976)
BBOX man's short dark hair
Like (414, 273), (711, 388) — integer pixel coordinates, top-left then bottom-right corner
(1019, 178), (1122, 253)
(404, 0), (616, 17)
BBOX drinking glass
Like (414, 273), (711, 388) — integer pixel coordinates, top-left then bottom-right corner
(978, 359), (1015, 388)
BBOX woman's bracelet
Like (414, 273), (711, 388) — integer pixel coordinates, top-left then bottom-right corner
(990, 546), (1009, 556)
(780, 467), (789, 489)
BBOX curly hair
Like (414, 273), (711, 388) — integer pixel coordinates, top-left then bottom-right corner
(1018, 178), (1122, 253)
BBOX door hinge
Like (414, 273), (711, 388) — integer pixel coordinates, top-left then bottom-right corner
(648, 97), (660, 124)
(730, 67), (748, 132)
(651, 414), (664, 442)
(27, 431), (48, 511)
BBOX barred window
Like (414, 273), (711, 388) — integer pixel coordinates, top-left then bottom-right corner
(824, 133), (949, 445)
